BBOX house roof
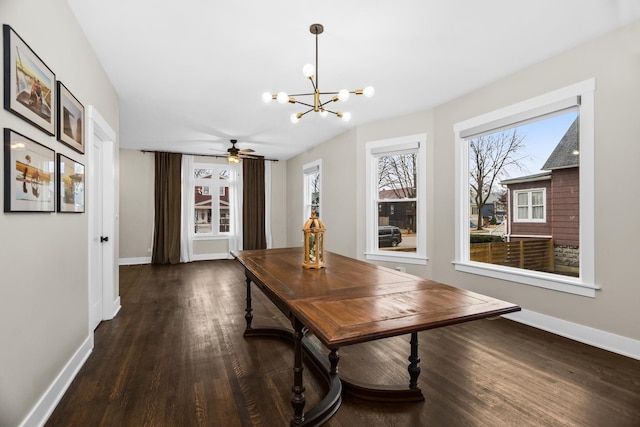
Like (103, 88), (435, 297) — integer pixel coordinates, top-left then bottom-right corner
(501, 171), (551, 185)
(542, 118), (579, 170)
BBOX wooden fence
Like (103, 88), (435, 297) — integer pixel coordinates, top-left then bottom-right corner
(470, 238), (554, 272)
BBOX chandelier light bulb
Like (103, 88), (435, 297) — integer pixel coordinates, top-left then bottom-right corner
(363, 86), (375, 98)
(338, 89), (350, 102)
(277, 92), (288, 104)
(290, 113), (300, 123)
(319, 109), (328, 118)
(262, 92), (273, 103)
(341, 112), (352, 122)
(303, 64), (315, 78)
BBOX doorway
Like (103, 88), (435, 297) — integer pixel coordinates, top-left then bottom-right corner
(87, 106), (119, 331)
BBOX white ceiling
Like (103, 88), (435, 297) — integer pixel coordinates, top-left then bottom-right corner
(66, 0), (640, 161)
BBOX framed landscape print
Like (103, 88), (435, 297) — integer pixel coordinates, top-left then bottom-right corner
(4, 128), (55, 212)
(57, 81), (84, 153)
(3, 25), (56, 135)
(57, 153), (85, 213)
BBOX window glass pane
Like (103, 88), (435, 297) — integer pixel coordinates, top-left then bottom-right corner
(377, 153), (416, 199)
(194, 168), (212, 179)
(377, 201), (416, 252)
(219, 186), (229, 232)
(194, 185), (212, 234)
(468, 110), (579, 277)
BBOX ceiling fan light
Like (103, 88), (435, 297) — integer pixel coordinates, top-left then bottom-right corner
(363, 86), (375, 98)
(338, 89), (350, 102)
(262, 92), (274, 103)
(302, 63), (315, 78)
(227, 155), (240, 164)
(277, 92), (288, 104)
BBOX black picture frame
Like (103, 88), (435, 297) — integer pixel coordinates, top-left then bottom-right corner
(3, 25), (56, 135)
(57, 81), (85, 154)
(4, 128), (56, 212)
(57, 153), (85, 213)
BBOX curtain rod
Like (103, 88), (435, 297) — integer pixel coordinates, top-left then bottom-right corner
(140, 149), (279, 162)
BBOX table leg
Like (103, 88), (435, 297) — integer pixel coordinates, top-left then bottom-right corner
(408, 332), (421, 389)
(328, 349), (340, 376)
(291, 318), (306, 425)
(244, 275), (253, 331)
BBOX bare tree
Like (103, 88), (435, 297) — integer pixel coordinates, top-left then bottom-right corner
(378, 153), (416, 198)
(469, 129), (526, 230)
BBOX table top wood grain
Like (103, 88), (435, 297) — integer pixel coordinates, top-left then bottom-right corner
(233, 248), (520, 348)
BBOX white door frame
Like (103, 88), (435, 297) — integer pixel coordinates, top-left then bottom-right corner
(87, 105), (119, 329)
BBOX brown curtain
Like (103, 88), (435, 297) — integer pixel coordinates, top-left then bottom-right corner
(243, 158), (266, 250)
(152, 152), (182, 264)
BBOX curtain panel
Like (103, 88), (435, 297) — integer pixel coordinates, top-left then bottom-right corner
(242, 158), (266, 250)
(152, 152), (182, 264)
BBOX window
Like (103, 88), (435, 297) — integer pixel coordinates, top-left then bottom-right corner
(514, 189), (546, 222)
(365, 134), (427, 264)
(303, 160), (321, 222)
(454, 79), (597, 297)
(193, 163), (233, 237)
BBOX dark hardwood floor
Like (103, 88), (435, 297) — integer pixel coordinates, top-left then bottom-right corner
(46, 260), (640, 426)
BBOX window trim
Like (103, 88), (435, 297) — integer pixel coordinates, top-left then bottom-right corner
(365, 133), (427, 265)
(513, 188), (546, 223)
(453, 79), (598, 297)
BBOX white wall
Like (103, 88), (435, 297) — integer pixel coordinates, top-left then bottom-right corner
(286, 21), (640, 347)
(0, 1), (119, 426)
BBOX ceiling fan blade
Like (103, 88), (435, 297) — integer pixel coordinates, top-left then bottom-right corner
(238, 148), (255, 154)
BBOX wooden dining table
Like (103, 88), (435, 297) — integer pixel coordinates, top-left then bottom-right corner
(232, 247), (521, 426)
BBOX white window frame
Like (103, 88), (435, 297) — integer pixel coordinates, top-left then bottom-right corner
(454, 79), (598, 297)
(513, 188), (546, 222)
(192, 162), (235, 240)
(365, 133), (427, 265)
(302, 159), (322, 224)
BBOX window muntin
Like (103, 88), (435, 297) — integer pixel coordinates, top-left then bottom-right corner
(193, 164), (233, 237)
(365, 134), (427, 264)
(454, 79), (597, 297)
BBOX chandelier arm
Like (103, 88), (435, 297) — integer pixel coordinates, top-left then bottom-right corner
(295, 100), (316, 109)
(289, 92), (316, 97)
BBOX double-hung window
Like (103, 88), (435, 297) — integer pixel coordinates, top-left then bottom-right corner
(454, 79), (597, 296)
(365, 134), (427, 264)
(303, 160), (321, 221)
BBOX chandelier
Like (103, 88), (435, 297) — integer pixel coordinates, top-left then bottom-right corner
(262, 23), (375, 124)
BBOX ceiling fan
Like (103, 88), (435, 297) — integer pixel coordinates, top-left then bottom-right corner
(226, 139), (261, 163)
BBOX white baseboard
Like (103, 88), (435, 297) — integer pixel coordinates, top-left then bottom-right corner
(119, 257), (151, 265)
(504, 309), (640, 361)
(108, 296), (121, 320)
(18, 334), (93, 427)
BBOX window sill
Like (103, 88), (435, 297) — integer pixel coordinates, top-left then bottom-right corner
(453, 260), (600, 297)
(193, 234), (231, 241)
(365, 251), (428, 265)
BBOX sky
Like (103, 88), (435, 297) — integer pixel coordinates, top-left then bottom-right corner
(501, 109), (579, 179)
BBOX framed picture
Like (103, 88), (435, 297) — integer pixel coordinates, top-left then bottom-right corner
(57, 81), (84, 153)
(57, 153), (85, 213)
(4, 128), (55, 212)
(3, 25), (56, 135)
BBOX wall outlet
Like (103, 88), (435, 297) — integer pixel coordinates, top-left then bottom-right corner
(395, 266), (406, 273)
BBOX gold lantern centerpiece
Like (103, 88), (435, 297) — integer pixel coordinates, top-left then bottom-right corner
(302, 209), (326, 269)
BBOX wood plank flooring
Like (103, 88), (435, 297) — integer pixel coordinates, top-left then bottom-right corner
(46, 260), (640, 426)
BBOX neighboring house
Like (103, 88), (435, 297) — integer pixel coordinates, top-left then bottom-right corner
(501, 118), (579, 273)
(194, 184), (230, 233)
(377, 188), (416, 232)
(469, 192), (507, 226)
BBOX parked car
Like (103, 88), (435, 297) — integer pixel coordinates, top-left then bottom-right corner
(378, 226), (402, 247)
